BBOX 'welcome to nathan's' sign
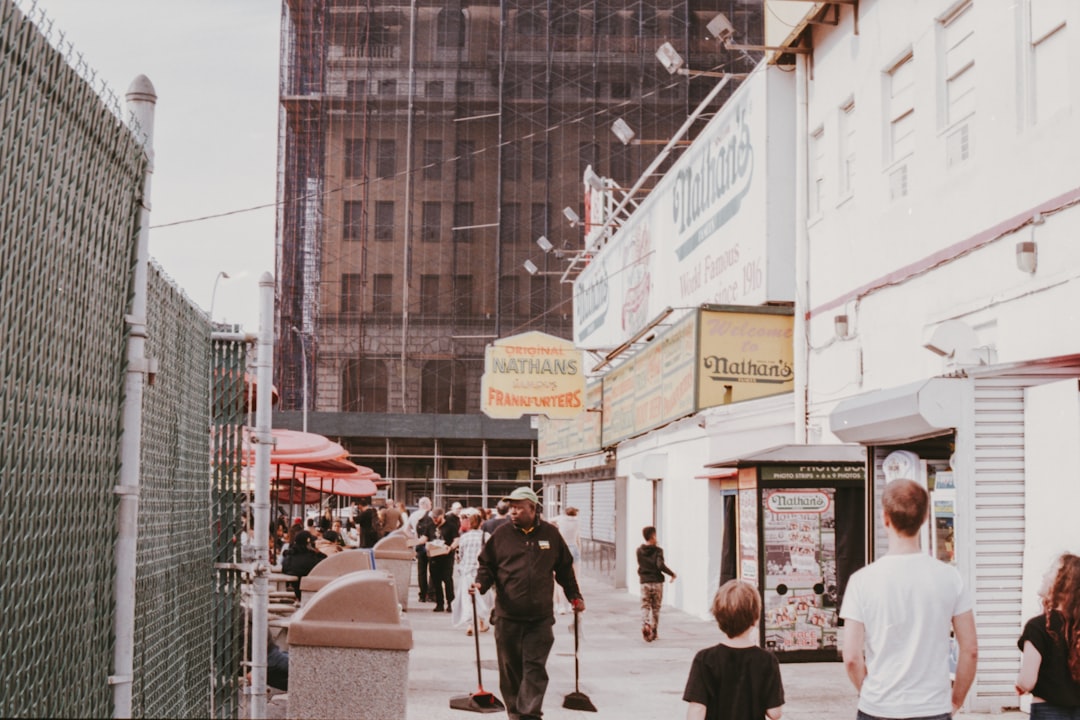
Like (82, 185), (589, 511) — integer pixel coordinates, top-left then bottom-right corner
(481, 331), (585, 420)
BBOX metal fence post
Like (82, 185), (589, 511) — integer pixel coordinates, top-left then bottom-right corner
(112, 74), (157, 719)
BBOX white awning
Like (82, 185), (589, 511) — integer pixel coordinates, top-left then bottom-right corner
(828, 378), (963, 444)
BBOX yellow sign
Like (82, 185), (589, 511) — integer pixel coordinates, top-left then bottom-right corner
(697, 307), (794, 407)
(537, 382), (602, 460)
(481, 331), (585, 419)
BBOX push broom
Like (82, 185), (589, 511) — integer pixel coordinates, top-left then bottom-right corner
(449, 591), (505, 713)
(562, 608), (597, 712)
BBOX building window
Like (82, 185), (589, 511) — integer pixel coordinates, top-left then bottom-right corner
(436, 8), (465, 48)
(423, 139), (442, 180)
(453, 275), (473, 317)
(632, 4), (659, 36)
(345, 139), (366, 179)
(611, 82), (631, 100)
(1029, 1), (1068, 123)
(500, 275), (519, 319)
(379, 79), (397, 96)
(455, 80), (474, 98)
(579, 142), (599, 175)
(453, 202), (473, 242)
(839, 101), (856, 198)
(421, 202), (441, 242)
(456, 140), (475, 180)
(530, 203), (548, 242)
(374, 201), (394, 241)
(342, 359), (388, 413)
(609, 142), (632, 185)
(941, 1), (975, 127)
(372, 274), (393, 314)
(421, 360), (467, 414)
(420, 274), (440, 315)
(515, 10), (545, 35)
(500, 203), (521, 245)
(531, 141), (550, 181)
(376, 139), (396, 179)
(426, 80), (444, 98)
(347, 80), (366, 97)
(886, 53), (915, 166)
(502, 141), (522, 180)
(530, 274), (550, 317)
(341, 273), (363, 313)
(344, 200), (363, 240)
(808, 127), (824, 217)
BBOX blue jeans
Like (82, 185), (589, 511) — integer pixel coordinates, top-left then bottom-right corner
(857, 711), (951, 720)
(1030, 704), (1080, 720)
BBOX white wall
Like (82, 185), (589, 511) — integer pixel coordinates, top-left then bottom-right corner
(801, 0), (1080, 429)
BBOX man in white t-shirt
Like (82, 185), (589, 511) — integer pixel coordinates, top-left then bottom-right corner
(840, 478), (978, 720)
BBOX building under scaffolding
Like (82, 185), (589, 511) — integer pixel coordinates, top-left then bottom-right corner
(274, 0), (763, 507)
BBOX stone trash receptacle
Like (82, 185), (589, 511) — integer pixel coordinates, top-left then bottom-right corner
(373, 532), (414, 612)
(288, 569), (413, 720)
(298, 547), (374, 606)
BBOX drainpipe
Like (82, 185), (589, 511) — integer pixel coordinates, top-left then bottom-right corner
(111, 75), (156, 718)
(248, 273), (276, 720)
(793, 54), (810, 445)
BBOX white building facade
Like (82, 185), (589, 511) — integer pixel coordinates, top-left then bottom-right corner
(790, 0), (1080, 711)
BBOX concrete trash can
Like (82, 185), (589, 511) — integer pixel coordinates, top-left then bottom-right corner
(373, 533), (414, 612)
(288, 569), (413, 720)
(298, 547), (374, 606)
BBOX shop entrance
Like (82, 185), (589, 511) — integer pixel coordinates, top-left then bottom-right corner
(709, 446), (868, 662)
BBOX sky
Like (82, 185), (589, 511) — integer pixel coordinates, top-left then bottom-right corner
(34, 0), (282, 330)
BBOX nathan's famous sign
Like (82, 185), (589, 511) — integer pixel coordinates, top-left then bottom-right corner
(697, 306), (794, 406)
(481, 332), (585, 420)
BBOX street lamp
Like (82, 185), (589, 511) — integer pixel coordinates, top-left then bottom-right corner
(209, 271), (230, 319)
(290, 325), (308, 432)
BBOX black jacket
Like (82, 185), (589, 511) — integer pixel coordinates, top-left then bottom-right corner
(475, 518), (581, 623)
(636, 543), (675, 583)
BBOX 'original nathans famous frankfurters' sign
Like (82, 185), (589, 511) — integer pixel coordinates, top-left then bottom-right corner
(481, 331), (585, 420)
(697, 306), (794, 407)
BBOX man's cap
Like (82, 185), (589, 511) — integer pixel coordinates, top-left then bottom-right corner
(502, 486), (539, 505)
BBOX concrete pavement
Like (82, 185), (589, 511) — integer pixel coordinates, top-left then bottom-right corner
(266, 567), (1027, 719)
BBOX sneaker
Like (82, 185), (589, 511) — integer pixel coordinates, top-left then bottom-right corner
(642, 624), (652, 642)
(466, 626), (474, 636)
(433, 606), (445, 612)
(650, 628), (658, 641)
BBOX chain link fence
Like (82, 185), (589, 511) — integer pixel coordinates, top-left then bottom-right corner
(1, 2), (251, 716)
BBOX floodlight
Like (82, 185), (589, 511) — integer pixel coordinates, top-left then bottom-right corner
(612, 118), (636, 146)
(655, 42), (685, 75)
(523, 259), (539, 275)
(562, 207), (581, 226)
(536, 236), (554, 253)
(706, 14), (735, 43)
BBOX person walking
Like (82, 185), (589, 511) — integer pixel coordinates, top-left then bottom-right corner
(840, 478), (978, 719)
(451, 511), (491, 635)
(683, 579), (785, 720)
(410, 497), (434, 603)
(636, 525), (677, 642)
(428, 507), (458, 612)
(481, 499), (511, 536)
(1016, 552), (1080, 718)
(471, 486), (584, 720)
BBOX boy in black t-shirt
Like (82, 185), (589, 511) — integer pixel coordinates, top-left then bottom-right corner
(683, 579), (785, 720)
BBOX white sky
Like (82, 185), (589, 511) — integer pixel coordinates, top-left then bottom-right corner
(35, 0), (282, 330)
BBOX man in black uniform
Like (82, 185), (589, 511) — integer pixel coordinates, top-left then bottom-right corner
(472, 487), (584, 720)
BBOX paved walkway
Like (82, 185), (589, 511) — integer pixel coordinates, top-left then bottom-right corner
(264, 567), (1027, 719)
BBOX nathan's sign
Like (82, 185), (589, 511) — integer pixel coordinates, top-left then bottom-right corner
(481, 332), (585, 420)
(697, 306), (794, 406)
(765, 490), (831, 514)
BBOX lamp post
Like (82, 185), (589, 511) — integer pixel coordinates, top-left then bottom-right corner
(290, 326), (308, 432)
(209, 271), (230, 320)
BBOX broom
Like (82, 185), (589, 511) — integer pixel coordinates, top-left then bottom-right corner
(449, 590), (505, 713)
(562, 608), (597, 712)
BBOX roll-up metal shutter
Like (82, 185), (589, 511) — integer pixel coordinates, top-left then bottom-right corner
(591, 479), (616, 543)
(565, 482), (592, 539)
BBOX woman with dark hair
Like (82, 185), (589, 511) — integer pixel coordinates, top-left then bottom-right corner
(281, 530), (326, 600)
(1017, 552), (1080, 718)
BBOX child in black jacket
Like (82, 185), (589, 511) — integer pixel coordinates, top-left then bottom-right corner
(636, 525), (676, 642)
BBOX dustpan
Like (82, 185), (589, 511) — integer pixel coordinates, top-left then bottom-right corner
(450, 591), (505, 713)
(563, 609), (597, 712)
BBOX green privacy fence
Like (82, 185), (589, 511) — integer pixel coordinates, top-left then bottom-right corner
(0, 1), (250, 716)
